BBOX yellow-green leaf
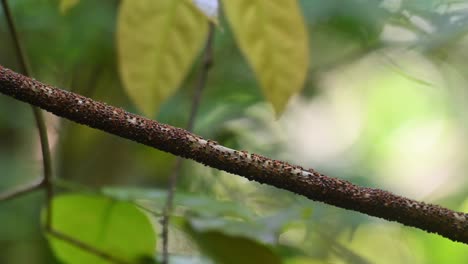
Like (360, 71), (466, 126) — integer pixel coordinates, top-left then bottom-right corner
(222, 0), (309, 116)
(59, 0), (80, 14)
(44, 194), (156, 264)
(118, 0), (209, 116)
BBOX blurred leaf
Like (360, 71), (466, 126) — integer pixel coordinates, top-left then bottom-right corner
(188, 217), (275, 244)
(284, 257), (327, 264)
(59, 0), (80, 15)
(44, 194), (156, 264)
(300, 0), (386, 71)
(103, 187), (313, 248)
(222, 0), (309, 116)
(166, 255), (213, 264)
(187, 205), (312, 245)
(191, 0), (219, 24)
(117, 0), (209, 116)
(401, 0), (442, 13)
(184, 221), (282, 264)
(102, 187), (254, 219)
(258, 206), (313, 233)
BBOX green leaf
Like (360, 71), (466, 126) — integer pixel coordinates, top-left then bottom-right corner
(104, 187), (313, 244)
(221, 0), (309, 116)
(117, 0), (209, 116)
(102, 187), (254, 219)
(187, 205), (312, 244)
(184, 221), (282, 264)
(44, 194), (156, 264)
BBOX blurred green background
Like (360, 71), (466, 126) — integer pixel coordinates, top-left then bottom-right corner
(0, 0), (467, 263)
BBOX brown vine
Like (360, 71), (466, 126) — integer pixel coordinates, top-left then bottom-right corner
(0, 65), (466, 243)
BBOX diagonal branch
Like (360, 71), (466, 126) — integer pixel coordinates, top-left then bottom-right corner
(0, 65), (466, 243)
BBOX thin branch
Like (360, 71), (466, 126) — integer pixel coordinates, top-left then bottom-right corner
(0, 0), (30, 74)
(186, 23), (215, 131)
(0, 177), (43, 202)
(48, 229), (132, 264)
(161, 22), (216, 264)
(0, 65), (466, 243)
(316, 230), (371, 264)
(33, 104), (54, 230)
(161, 158), (183, 264)
(1, 0), (54, 230)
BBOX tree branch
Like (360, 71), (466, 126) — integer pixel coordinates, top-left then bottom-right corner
(0, 65), (466, 243)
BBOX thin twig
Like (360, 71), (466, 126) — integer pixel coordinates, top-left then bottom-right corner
(0, 0), (30, 74)
(316, 230), (371, 264)
(0, 177), (43, 202)
(48, 229), (132, 264)
(0, 65), (466, 243)
(1, 0), (54, 230)
(33, 104), (54, 230)
(136, 203), (163, 217)
(161, 22), (216, 264)
(186, 24), (215, 131)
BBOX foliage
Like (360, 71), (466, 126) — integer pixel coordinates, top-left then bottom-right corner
(116, 0), (309, 117)
(45, 194), (156, 264)
(117, 0), (209, 117)
(221, 0), (309, 116)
